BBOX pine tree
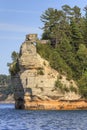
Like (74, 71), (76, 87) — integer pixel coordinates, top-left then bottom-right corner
(84, 6), (87, 46)
(70, 19), (83, 51)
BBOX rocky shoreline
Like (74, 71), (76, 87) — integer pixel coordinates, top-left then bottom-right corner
(15, 99), (87, 110)
(0, 94), (14, 104)
(1, 99), (87, 111)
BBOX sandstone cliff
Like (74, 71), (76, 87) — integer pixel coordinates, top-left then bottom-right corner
(12, 35), (82, 110)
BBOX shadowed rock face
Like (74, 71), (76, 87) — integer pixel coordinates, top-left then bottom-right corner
(12, 35), (81, 110)
(11, 74), (25, 109)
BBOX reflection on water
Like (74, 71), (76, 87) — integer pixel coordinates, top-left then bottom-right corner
(0, 104), (87, 130)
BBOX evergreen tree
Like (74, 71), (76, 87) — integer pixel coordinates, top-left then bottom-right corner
(11, 51), (19, 62)
(72, 6), (81, 22)
(83, 6), (87, 46)
(70, 19), (83, 51)
(41, 8), (69, 47)
(79, 71), (87, 98)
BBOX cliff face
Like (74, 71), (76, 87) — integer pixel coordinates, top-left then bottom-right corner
(12, 35), (81, 109)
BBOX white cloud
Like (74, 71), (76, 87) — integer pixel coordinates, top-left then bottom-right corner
(0, 9), (39, 14)
(0, 36), (23, 40)
(0, 23), (41, 33)
(0, 23), (42, 39)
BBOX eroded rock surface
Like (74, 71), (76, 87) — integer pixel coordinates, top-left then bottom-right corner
(12, 35), (83, 110)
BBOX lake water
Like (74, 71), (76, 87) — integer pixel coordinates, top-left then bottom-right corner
(0, 104), (87, 130)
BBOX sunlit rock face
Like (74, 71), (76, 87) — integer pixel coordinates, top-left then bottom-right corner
(12, 34), (81, 110)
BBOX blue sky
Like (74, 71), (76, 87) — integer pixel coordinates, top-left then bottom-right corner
(0, 0), (87, 75)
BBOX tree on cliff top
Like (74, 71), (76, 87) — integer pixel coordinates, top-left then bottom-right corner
(7, 51), (20, 76)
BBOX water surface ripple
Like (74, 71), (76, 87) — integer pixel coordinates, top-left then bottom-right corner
(0, 104), (87, 130)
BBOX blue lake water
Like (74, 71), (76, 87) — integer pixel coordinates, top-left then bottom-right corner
(0, 104), (87, 130)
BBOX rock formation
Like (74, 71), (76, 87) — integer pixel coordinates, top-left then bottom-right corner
(12, 34), (86, 110)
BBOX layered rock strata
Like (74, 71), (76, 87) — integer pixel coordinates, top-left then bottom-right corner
(12, 35), (87, 110)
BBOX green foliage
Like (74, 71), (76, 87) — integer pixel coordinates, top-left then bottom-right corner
(0, 75), (14, 101)
(55, 78), (70, 93)
(41, 5), (83, 47)
(37, 68), (44, 75)
(36, 42), (52, 60)
(7, 51), (20, 76)
(55, 78), (63, 89)
(37, 42), (72, 78)
(63, 85), (70, 92)
(76, 44), (87, 75)
(40, 4), (87, 98)
(7, 84), (14, 94)
(11, 51), (19, 62)
(84, 6), (87, 45)
(0, 74), (10, 86)
(49, 50), (72, 77)
(9, 61), (20, 76)
(69, 85), (77, 93)
(41, 7), (70, 46)
(78, 71), (87, 98)
(70, 19), (83, 51)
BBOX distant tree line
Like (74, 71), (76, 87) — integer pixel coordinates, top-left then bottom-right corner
(0, 74), (14, 101)
(0, 74), (10, 86)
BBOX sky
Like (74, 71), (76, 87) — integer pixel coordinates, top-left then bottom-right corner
(0, 0), (87, 75)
